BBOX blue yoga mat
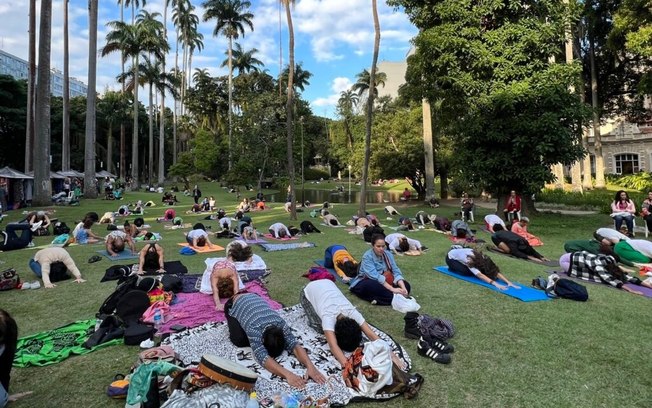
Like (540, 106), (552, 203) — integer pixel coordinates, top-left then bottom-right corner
(314, 259), (346, 284)
(433, 266), (551, 302)
(97, 250), (140, 261)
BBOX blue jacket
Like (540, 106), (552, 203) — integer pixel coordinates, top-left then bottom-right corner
(350, 248), (403, 289)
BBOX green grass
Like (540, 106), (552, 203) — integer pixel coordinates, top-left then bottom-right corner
(2, 183), (652, 408)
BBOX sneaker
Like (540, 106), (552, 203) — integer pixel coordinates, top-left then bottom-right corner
(421, 336), (454, 353)
(371, 300), (378, 305)
(417, 339), (451, 364)
(139, 339), (155, 349)
(30, 281), (41, 289)
(27, 241), (35, 248)
(30, 221), (43, 232)
(20, 282), (32, 290)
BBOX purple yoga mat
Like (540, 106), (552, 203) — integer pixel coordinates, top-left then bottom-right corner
(158, 280), (283, 334)
(557, 271), (652, 298)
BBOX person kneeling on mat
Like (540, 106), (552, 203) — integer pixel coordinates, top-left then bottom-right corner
(300, 279), (406, 369)
(105, 230), (136, 257)
(224, 289), (326, 388)
(29, 247), (86, 289)
(445, 247), (520, 291)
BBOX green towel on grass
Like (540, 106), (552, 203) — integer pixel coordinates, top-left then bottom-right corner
(14, 319), (121, 367)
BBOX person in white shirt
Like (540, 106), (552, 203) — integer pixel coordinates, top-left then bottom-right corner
(384, 205), (400, 216)
(322, 213), (341, 226)
(268, 222), (291, 239)
(185, 223), (215, 248)
(484, 214), (506, 232)
(445, 247), (520, 291)
(385, 233), (423, 253)
(218, 216), (232, 231)
(594, 228), (630, 246)
(300, 280), (404, 369)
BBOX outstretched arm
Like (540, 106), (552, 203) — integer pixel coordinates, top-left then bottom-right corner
(292, 345), (326, 385)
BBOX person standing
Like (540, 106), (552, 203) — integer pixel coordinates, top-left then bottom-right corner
(192, 185), (202, 205)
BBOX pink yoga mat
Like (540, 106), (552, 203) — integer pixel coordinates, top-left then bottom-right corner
(262, 233), (297, 241)
(158, 280), (282, 334)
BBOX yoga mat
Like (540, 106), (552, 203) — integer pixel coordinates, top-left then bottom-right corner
(313, 259), (347, 284)
(487, 246), (559, 267)
(96, 249), (139, 260)
(259, 242), (316, 252)
(177, 243), (225, 253)
(433, 266), (551, 302)
(164, 304), (414, 405)
(236, 236), (268, 245)
(551, 270), (652, 299)
(13, 319), (121, 367)
(158, 280), (281, 334)
(163, 223), (193, 230)
(142, 260), (188, 275)
(320, 223), (346, 228)
(262, 233), (297, 241)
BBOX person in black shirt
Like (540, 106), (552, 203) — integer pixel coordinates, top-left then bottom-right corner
(491, 224), (548, 263)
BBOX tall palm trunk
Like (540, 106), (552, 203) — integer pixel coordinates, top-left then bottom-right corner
(284, 2), (297, 220)
(148, 82), (154, 186)
(132, 56), (140, 188)
(107, 123), (113, 173)
(159, 0), (167, 184)
(25, 0), (36, 173)
(119, 4), (126, 180)
(590, 35), (605, 187)
(228, 36), (233, 171)
(84, 0), (99, 198)
(564, 0), (581, 192)
(62, 0), (70, 171)
(358, 0), (380, 217)
(173, 30), (179, 161)
(33, 0), (53, 206)
(422, 98), (435, 200)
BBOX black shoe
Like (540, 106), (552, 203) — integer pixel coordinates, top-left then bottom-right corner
(404, 312), (420, 339)
(421, 335), (454, 353)
(417, 339), (451, 364)
(420, 246), (429, 252)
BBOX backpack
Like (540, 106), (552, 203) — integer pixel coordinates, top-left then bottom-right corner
(53, 221), (70, 235)
(551, 278), (589, 301)
(98, 275), (139, 316)
(0, 268), (20, 291)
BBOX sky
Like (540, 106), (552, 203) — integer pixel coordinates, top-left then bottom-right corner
(0, 0), (417, 118)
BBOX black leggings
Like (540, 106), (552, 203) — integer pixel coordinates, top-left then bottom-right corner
(0, 223), (32, 251)
(224, 298), (250, 348)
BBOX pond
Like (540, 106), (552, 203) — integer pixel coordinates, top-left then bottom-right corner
(262, 188), (408, 204)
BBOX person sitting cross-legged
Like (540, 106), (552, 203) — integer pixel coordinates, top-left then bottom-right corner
(224, 289), (326, 389)
(300, 279), (406, 369)
(510, 217), (542, 247)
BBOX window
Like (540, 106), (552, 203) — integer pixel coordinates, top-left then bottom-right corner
(614, 153), (639, 174)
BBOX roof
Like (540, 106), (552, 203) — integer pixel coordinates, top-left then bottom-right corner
(0, 166), (33, 179)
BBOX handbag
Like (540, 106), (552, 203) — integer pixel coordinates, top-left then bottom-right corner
(381, 252), (395, 286)
(0, 268), (20, 291)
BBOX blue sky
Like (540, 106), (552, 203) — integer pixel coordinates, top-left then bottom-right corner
(0, 0), (417, 118)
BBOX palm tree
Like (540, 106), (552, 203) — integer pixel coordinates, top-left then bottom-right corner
(280, 63), (312, 92)
(280, 0), (297, 219)
(25, 0), (36, 173)
(203, 0), (254, 171)
(358, 0), (381, 217)
(103, 10), (167, 188)
(221, 42), (264, 75)
(186, 30), (204, 88)
(84, 0), (99, 198)
(62, 0), (70, 171)
(352, 68), (386, 98)
(98, 91), (129, 174)
(337, 89), (358, 148)
(33, 0), (53, 205)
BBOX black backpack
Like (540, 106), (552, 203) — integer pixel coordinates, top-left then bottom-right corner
(552, 278), (589, 301)
(53, 221), (71, 236)
(98, 275), (139, 316)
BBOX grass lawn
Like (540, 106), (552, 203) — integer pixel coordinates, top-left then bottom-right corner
(1, 182), (651, 408)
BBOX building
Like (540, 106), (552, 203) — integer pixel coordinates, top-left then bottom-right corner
(0, 49), (87, 98)
(586, 119), (652, 174)
(376, 60), (407, 100)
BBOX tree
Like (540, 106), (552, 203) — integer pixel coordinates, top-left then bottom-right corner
(352, 68), (386, 98)
(336, 89), (359, 148)
(280, 0), (297, 220)
(98, 91), (129, 175)
(358, 0), (381, 218)
(62, 0), (71, 171)
(221, 42), (264, 74)
(393, 0), (590, 212)
(33, 0), (53, 206)
(280, 63), (312, 92)
(25, 0), (36, 173)
(0, 76), (27, 169)
(84, 0), (99, 199)
(203, 0), (254, 171)
(610, 0), (652, 93)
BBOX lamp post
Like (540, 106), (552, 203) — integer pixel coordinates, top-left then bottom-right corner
(348, 164), (352, 203)
(257, 168), (262, 195)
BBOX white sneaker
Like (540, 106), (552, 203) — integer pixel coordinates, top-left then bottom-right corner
(31, 221), (43, 232)
(27, 241), (35, 248)
(30, 281), (41, 289)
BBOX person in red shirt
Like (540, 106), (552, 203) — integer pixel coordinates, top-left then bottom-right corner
(503, 190), (522, 222)
(401, 188), (412, 201)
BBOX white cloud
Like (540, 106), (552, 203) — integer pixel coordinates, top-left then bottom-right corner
(311, 76), (352, 108)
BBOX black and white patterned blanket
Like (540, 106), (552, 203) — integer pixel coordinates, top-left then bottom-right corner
(164, 304), (412, 406)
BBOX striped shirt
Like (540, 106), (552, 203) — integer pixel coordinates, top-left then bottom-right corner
(228, 293), (298, 365)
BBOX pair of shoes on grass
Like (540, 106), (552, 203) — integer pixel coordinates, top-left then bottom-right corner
(20, 281), (41, 290)
(417, 335), (454, 364)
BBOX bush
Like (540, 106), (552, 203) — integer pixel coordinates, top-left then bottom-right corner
(449, 177), (482, 198)
(303, 168), (330, 181)
(537, 188), (647, 214)
(614, 172), (652, 192)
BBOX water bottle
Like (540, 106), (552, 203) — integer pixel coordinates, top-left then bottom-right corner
(245, 392), (259, 408)
(153, 308), (162, 331)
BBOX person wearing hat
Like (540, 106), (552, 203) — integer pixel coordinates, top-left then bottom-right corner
(510, 217), (543, 247)
(29, 247), (86, 288)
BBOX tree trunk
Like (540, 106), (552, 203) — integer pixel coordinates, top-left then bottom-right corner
(564, 0), (582, 192)
(119, 3), (126, 181)
(132, 56), (140, 189)
(422, 98), (435, 200)
(358, 0), (380, 217)
(107, 123), (113, 174)
(173, 31), (179, 164)
(25, 0), (36, 173)
(33, 0), (53, 206)
(84, 0), (98, 199)
(158, 90), (166, 185)
(590, 35), (605, 188)
(284, 2), (297, 221)
(62, 0), (70, 171)
(148, 83), (154, 187)
(228, 36), (233, 171)
(439, 166), (448, 199)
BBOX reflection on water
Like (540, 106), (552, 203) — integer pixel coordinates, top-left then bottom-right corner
(263, 189), (404, 204)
